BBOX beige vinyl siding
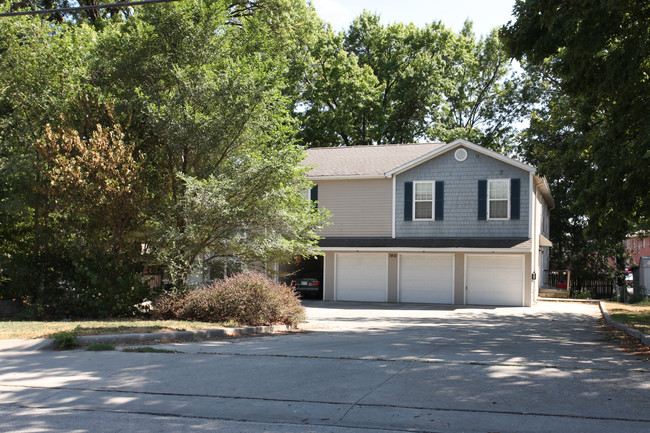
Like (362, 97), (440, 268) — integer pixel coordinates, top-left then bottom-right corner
(317, 179), (392, 237)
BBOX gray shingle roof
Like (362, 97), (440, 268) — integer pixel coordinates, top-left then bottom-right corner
(302, 143), (446, 177)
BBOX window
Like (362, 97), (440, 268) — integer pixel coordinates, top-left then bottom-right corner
(413, 181), (434, 220)
(488, 179), (509, 219)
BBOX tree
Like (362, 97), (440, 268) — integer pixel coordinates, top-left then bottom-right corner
(0, 11), (104, 315)
(502, 0), (650, 277)
(92, 0), (328, 289)
(427, 22), (538, 153)
(0, 0), (328, 313)
(298, 12), (452, 146)
(296, 12), (535, 151)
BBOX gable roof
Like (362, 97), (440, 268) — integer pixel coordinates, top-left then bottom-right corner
(384, 139), (535, 176)
(302, 142), (446, 178)
(302, 139), (535, 179)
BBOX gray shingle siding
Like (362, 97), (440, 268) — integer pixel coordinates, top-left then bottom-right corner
(395, 147), (530, 238)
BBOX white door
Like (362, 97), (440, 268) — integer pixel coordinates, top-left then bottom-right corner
(335, 253), (387, 301)
(399, 254), (454, 303)
(466, 255), (524, 306)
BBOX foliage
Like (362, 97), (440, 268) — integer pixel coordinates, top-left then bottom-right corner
(85, 343), (116, 351)
(0, 12), (97, 315)
(427, 23), (539, 152)
(92, 0), (328, 290)
(152, 272), (305, 326)
(297, 13), (534, 152)
(629, 286), (648, 305)
(50, 328), (79, 350)
(0, 0), (328, 313)
(502, 0), (650, 270)
(572, 290), (592, 300)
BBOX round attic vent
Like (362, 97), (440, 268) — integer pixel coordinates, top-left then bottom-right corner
(455, 148), (467, 162)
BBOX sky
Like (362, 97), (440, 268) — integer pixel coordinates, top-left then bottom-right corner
(311, 0), (518, 36)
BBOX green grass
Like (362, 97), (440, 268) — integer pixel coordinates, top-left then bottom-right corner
(0, 319), (236, 339)
(85, 343), (116, 351)
(605, 302), (650, 335)
(122, 346), (180, 353)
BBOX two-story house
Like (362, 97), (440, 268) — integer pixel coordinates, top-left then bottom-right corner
(302, 139), (554, 307)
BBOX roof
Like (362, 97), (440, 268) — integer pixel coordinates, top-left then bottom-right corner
(302, 143), (446, 178)
(302, 139), (536, 179)
(319, 237), (532, 250)
(302, 139), (554, 208)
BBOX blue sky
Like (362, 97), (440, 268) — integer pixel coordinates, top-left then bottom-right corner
(311, 0), (517, 36)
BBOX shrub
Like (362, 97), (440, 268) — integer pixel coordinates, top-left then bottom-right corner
(50, 329), (79, 350)
(152, 272), (305, 326)
(573, 289), (592, 299)
(629, 285), (648, 304)
(150, 294), (184, 320)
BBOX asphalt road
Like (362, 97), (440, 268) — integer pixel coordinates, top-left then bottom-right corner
(1, 301), (649, 432)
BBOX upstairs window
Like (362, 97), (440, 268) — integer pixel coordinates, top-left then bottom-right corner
(488, 179), (509, 219)
(414, 181), (434, 220)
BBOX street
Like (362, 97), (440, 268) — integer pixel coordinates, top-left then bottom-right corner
(1, 301), (649, 432)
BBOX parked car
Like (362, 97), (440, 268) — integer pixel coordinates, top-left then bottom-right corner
(290, 273), (322, 299)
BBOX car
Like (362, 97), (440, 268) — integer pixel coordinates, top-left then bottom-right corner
(290, 273), (322, 299)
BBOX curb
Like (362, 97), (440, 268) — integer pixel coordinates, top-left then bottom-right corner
(36, 324), (297, 351)
(537, 297), (599, 303)
(599, 301), (650, 347)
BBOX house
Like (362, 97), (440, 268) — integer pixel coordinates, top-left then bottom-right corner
(623, 232), (650, 269)
(301, 139), (554, 307)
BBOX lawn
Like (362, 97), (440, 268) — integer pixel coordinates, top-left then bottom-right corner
(604, 302), (650, 335)
(0, 319), (235, 339)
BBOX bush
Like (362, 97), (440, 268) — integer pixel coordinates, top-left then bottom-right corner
(152, 272), (305, 326)
(629, 285), (648, 304)
(50, 329), (79, 350)
(573, 289), (592, 299)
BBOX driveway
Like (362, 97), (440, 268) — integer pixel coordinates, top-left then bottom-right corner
(1, 301), (649, 432)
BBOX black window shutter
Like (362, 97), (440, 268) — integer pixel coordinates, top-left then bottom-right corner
(478, 179), (487, 220)
(404, 181), (413, 221)
(310, 185), (318, 208)
(435, 181), (444, 221)
(511, 178), (520, 220)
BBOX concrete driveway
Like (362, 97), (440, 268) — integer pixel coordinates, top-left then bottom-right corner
(1, 301), (649, 432)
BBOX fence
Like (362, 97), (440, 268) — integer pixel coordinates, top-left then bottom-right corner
(544, 270), (615, 299)
(570, 278), (615, 299)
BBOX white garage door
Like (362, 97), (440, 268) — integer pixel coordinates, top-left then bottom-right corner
(399, 254), (454, 303)
(466, 255), (524, 306)
(336, 253), (387, 301)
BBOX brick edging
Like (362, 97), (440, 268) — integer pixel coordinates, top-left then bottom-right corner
(599, 301), (650, 347)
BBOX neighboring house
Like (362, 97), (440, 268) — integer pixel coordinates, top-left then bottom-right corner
(624, 233), (650, 268)
(301, 139), (554, 307)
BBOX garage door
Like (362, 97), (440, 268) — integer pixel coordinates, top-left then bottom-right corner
(466, 255), (524, 306)
(336, 253), (387, 301)
(399, 254), (454, 303)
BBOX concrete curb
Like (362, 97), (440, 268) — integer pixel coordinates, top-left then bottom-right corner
(537, 297), (599, 303)
(599, 301), (650, 347)
(12, 325), (296, 351)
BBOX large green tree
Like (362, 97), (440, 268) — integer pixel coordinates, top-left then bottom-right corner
(502, 0), (649, 277)
(0, 0), (328, 314)
(297, 12), (534, 152)
(428, 22), (538, 153)
(92, 0), (327, 290)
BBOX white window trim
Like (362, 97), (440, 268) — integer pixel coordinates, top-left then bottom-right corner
(413, 180), (435, 221)
(487, 178), (510, 220)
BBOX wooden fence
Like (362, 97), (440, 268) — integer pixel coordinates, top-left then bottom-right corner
(570, 278), (615, 299)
